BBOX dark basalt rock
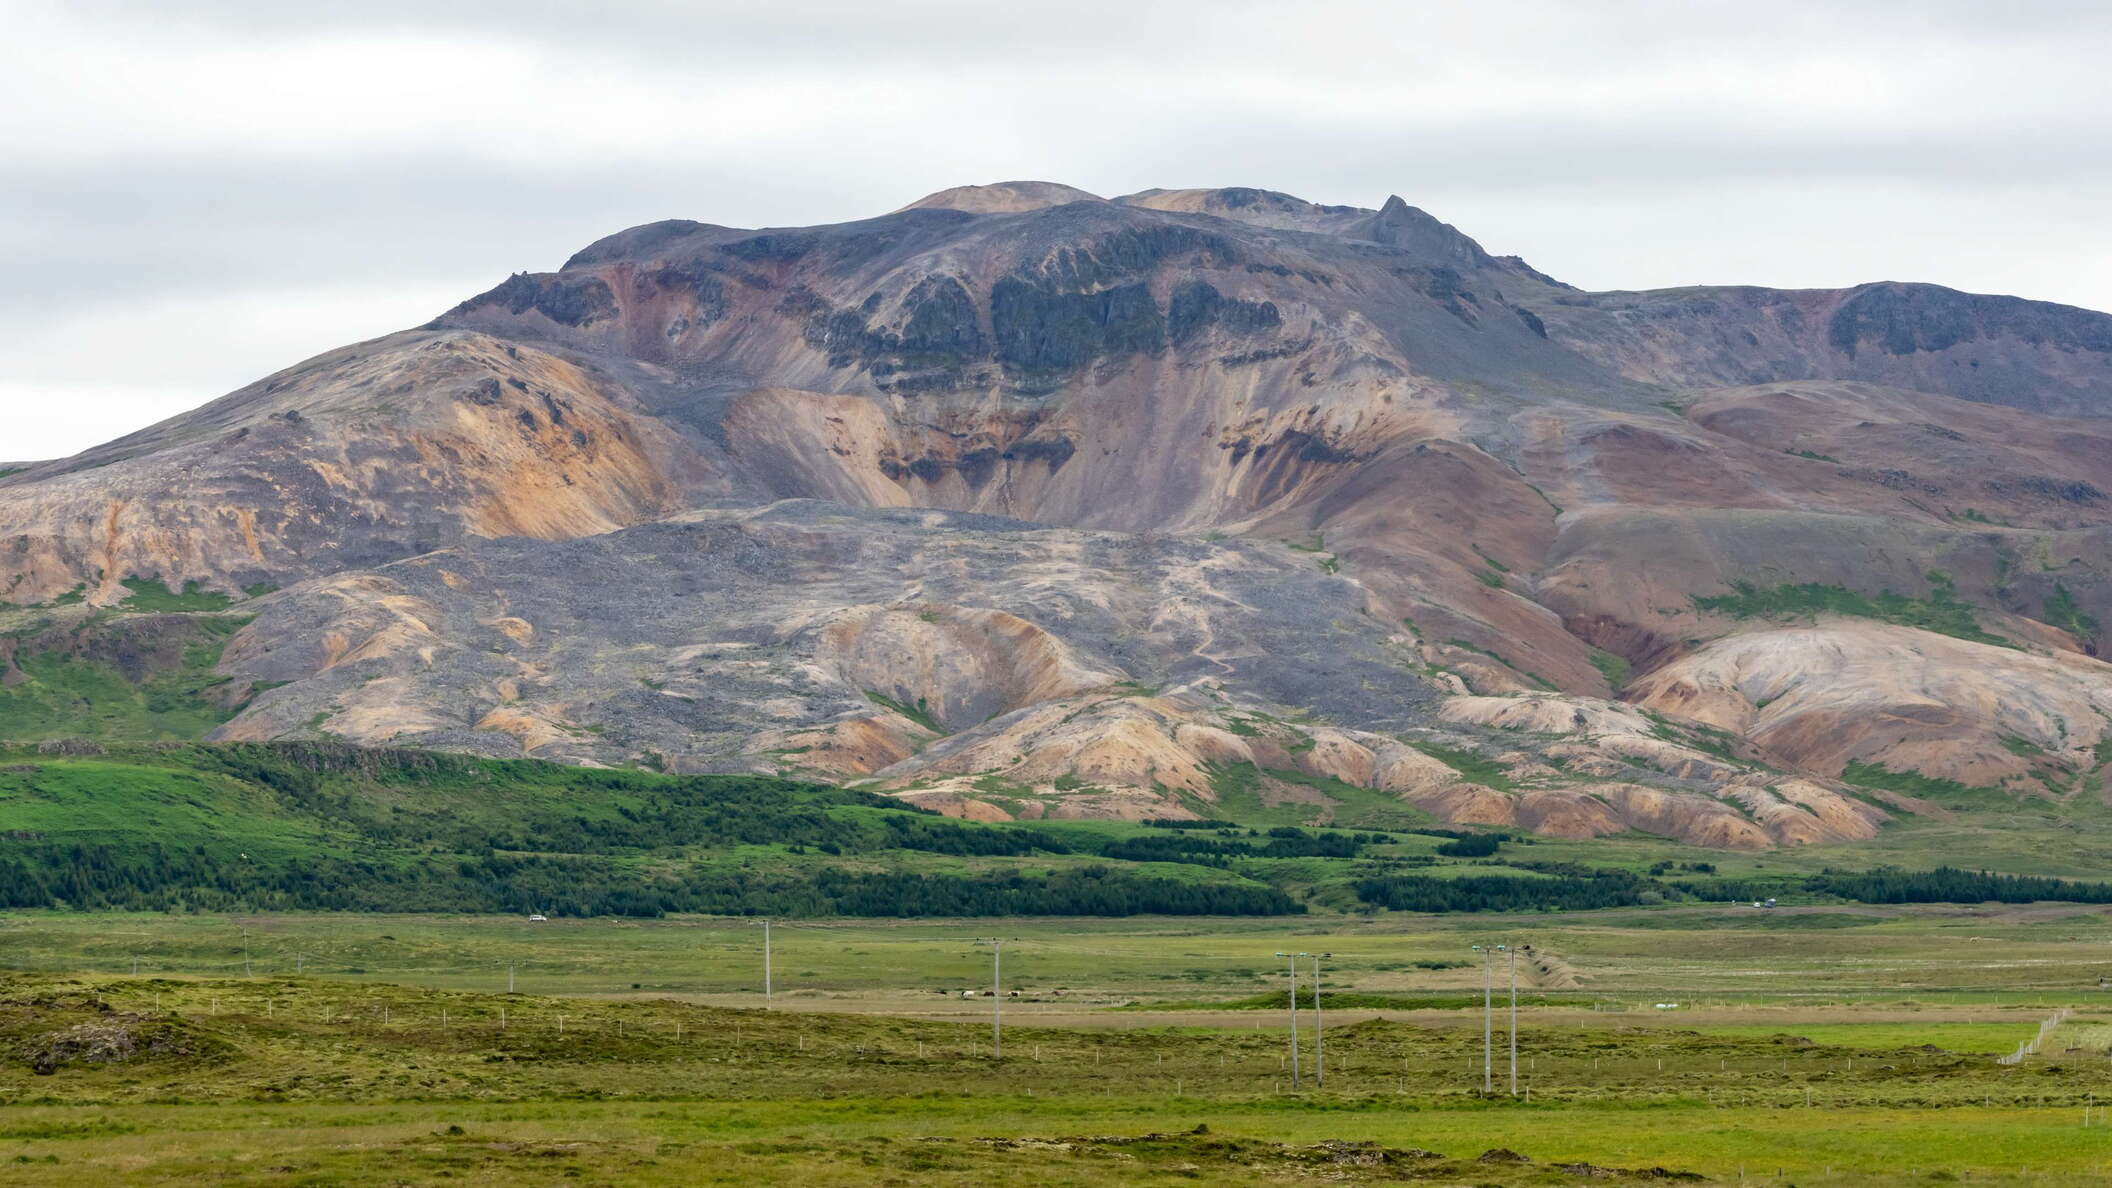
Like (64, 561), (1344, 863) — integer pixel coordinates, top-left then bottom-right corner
(1511, 303), (1548, 338)
(885, 435), (1076, 488)
(1218, 339), (1311, 368)
(955, 446), (1001, 488)
(991, 277), (1164, 376)
(1829, 282), (2112, 359)
(1167, 281), (1281, 346)
(1839, 467), (1943, 494)
(636, 266), (728, 324)
(562, 218), (711, 269)
(721, 232), (817, 264)
(1402, 265), (1483, 326)
(1290, 431), (1358, 464)
(1003, 434), (1077, 470)
(1034, 225), (1238, 290)
(895, 275), (984, 360)
(781, 275), (987, 383)
(453, 273), (618, 328)
(1984, 475), (2106, 504)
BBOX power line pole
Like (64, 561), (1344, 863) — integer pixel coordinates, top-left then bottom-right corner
(751, 919), (773, 1007)
(1275, 951), (1306, 1088)
(507, 963), (515, 994)
(1311, 952), (1331, 1089)
(242, 928), (251, 978)
(1472, 944), (1491, 1093)
(1506, 943), (1519, 1096)
(975, 939), (1005, 1058)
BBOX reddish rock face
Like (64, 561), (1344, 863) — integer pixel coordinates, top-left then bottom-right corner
(3, 183), (2110, 846)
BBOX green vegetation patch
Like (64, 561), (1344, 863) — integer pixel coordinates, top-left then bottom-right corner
(1198, 762), (1435, 833)
(1694, 573), (2013, 648)
(2042, 582), (2099, 642)
(1403, 740), (1514, 790)
(1588, 648), (1631, 690)
(1643, 712), (1742, 763)
(864, 690), (946, 734)
(1842, 760), (1997, 805)
(1998, 735), (2047, 759)
(0, 743), (1300, 917)
(115, 577), (237, 613)
(1440, 638), (1540, 685)
(0, 619), (249, 742)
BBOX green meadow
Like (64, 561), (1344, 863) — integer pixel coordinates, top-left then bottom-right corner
(9, 744), (2112, 1182)
(3, 951), (2112, 1186)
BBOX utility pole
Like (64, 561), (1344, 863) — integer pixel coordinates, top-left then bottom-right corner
(743, 920), (776, 1006)
(1275, 951), (1306, 1088)
(1506, 943), (1519, 1096)
(507, 963), (515, 994)
(1311, 952), (1331, 1089)
(976, 939), (1005, 1058)
(242, 928), (251, 978)
(1472, 944), (1491, 1093)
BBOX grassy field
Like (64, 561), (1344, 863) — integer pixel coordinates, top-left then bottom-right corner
(11, 1097), (2112, 1186)
(4, 962), (2112, 1185)
(8, 741), (2112, 1183)
(8, 906), (2112, 1008)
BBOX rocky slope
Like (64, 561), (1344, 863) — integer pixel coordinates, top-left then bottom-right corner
(4, 180), (2110, 847)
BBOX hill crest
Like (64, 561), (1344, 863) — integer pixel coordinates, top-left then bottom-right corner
(3, 183), (2110, 849)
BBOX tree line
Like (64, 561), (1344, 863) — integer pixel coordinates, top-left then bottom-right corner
(0, 843), (1301, 918)
(1356, 864), (2112, 913)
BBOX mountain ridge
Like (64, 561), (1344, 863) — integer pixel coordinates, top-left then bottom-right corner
(3, 182), (2109, 848)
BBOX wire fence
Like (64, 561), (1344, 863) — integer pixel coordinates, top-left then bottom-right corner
(1999, 1007), (2074, 1065)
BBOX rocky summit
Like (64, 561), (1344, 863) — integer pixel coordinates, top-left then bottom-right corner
(5, 180), (2111, 848)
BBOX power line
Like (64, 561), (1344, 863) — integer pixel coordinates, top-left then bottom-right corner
(1471, 943), (1492, 1093)
(974, 939), (1009, 1058)
(1507, 943), (1519, 1097)
(1275, 951), (1307, 1089)
(751, 920), (773, 1007)
(1310, 952), (1331, 1089)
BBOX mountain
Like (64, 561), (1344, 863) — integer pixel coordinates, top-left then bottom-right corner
(4, 180), (2110, 850)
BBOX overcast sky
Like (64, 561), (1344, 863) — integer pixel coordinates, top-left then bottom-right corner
(4, 0), (2109, 461)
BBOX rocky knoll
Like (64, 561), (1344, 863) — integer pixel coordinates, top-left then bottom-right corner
(4, 180), (2110, 847)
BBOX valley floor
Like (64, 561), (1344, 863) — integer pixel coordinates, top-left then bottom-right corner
(6, 908), (2112, 1184)
(8, 1099), (2112, 1186)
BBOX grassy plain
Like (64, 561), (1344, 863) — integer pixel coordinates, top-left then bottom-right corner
(4, 950), (2112, 1186)
(7, 741), (2112, 1183)
(9, 905), (2112, 1008)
